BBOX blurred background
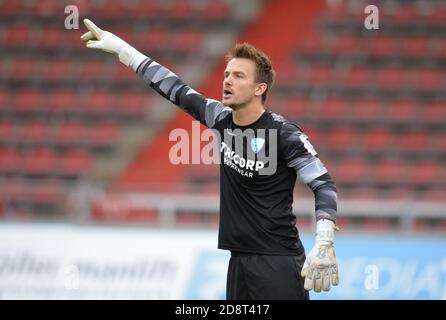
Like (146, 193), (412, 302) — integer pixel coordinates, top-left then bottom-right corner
(0, 0), (445, 299)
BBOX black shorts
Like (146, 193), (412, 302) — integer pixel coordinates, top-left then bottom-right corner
(226, 251), (309, 300)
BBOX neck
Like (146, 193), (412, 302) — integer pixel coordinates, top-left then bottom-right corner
(232, 100), (266, 126)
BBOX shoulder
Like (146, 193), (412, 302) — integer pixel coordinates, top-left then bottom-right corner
(268, 111), (303, 135)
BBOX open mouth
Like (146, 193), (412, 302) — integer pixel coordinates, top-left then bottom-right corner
(223, 89), (233, 99)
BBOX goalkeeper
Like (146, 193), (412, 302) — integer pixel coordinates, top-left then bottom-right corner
(81, 19), (339, 299)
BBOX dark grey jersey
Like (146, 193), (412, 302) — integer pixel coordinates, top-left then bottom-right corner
(137, 58), (337, 255)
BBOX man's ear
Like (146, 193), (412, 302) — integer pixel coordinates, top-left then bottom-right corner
(255, 83), (267, 97)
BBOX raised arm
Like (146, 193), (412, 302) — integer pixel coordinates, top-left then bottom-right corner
(80, 18), (231, 128)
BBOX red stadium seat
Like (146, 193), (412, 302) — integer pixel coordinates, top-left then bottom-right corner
(55, 122), (87, 147)
(82, 90), (114, 116)
(414, 69), (444, 92)
(36, 27), (64, 49)
(167, 0), (193, 20)
(43, 59), (76, 82)
(175, 30), (203, 52)
(334, 158), (369, 184)
(387, 99), (419, 122)
(351, 98), (382, 121)
(418, 187), (446, 203)
(48, 89), (79, 116)
(14, 89), (44, 115)
(399, 129), (430, 153)
(308, 65), (335, 86)
(422, 99), (446, 123)
(30, 179), (65, 205)
(31, 0), (60, 17)
(372, 158), (406, 185)
(78, 60), (108, 81)
(19, 121), (54, 146)
(0, 121), (15, 145)
(401, 38), (429, 59)
(376, 67), (407, 90)
(342, 66), (371, 89)
(409, 161), (443, 187)
(362, 128), (394, 152)
(88, 122), (121, 149)
(137, 28), (170, 51)
(23, 148), (58, 176)
(346, 187), (379, 200)
(317, 97), (350, 120)
(8, 58), (39, 82)
(367, 36), (400, 58)
(281, 96), (310, 118)
(201, 1), (230, 21)
(116, 91), (149, 119)
(0, 1), (24, 15)
(0, 148), (21, 174)
(333, 34), (361, 55)
(59, 149), (91, 177)
(325, 127), (358, 151)
(3, 25), (32, 48)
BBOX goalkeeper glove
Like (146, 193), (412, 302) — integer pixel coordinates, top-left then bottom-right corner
(301, 219), (339, 292)
(80, 18), (147, 72)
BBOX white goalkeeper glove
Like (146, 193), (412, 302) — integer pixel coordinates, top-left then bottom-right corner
(80, 18), (147, 72)
(301, 219), (339, 292)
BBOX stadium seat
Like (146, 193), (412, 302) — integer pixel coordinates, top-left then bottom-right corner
(376, 67), (407, 91)
(422, 99), (446, 123)
(351, 98), (382, 121)
(19, 121), (54, 147)
(43, 59), (76, 82)
(342, 66), (372, 89)
(0, 148), (21, 174)
(14, 89), (44, 116)
(0, 121), (15, 146)
(23, 148), (58, 177)
(387, 99), (419, 122)
(116, 91), (149, 119)
(36, 27), (64, 49)
(401, 38), (429, 59)
(367, 36), (400, 59)
(54, 121), (87, 148)
(48, 89), (79, 116)
(409, 160), (443, 187)
(325, 127), (358, 151)
(281, 96), (310, 118)
(82, 90), (115, 117)
(175, 30), (203, 53)
(78, 60), (108, 81)
(30, 179), (65, 206)
(308, 65), (335, 86)
(8, 58), (39, 82)
(0, 1), (24, 16)
(316, 97), (350, 120)
(59, 149), (91, 177)
(362, 128), (394, 152)
(3, 25), (32, 48)
(333, 34), (361, 56)
(88, 122), (121, 150)
(372, 158), (406, 186)
(334, 158), (369, 185)
(414, 69), (444, 92)
(398, 129), (430, 153)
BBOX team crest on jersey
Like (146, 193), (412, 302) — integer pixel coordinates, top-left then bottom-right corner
(250, 138), (265, 154)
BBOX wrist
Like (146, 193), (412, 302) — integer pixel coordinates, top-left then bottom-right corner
(118, 43), (148, 72)
(315, 219), (335, 245)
